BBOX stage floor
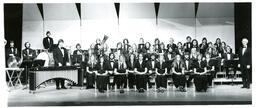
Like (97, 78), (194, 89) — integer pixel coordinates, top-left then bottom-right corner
(8, 84), (251, 106)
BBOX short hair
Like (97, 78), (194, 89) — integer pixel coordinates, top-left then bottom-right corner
(10, 40), (14, 43)
(76, 43), (81, 48)
(46, 31), (51, 35)
(242, 38), (248, 43)
(123, 38), (129, 44)
(24, 42), (30, 47)
(186, 36), (191, 40)
(58, 39), (64, 44)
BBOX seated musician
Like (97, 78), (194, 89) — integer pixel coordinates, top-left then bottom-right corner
(164, 46), (176, 76)
(144, 42), (151, 61)
(95, 56), (109, 93)
(107, 53), (116, 90)
(183, 52), (194, 87)
(199, 37), (208, 56)
(172, 54), (186, 92)
(222, 46), (236, 79)
(86, 53), (97, 89)
(155, 54), (168, 93)
(205, 53), (216, 86)
(126, 53), (136, 89)
(53, 39), (69, 90)
(153, 38), (161, 53)
(72, 43), (84, 66)
(194, 54), (208, 92)
(6, 40), (20, 67)
(177, 42), (184, 57)
(167, 37), (177, 52)
(183, 36), (192, 53)
(114, 55), (128, 93)
(134, 53), (148, 93)
(123, 38), (130, 58)
(159, 42), (166, 54)
(146, 53), (157, 88)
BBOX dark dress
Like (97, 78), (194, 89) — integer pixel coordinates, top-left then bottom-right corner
(184, 59), (195, 86)
(138, 44), (146, 54)
(135, 60), (147, 90)
(106, 59), (116, 88)
(155, 62), (167, 88)
(172, 61), (186, 88)
(146, 60), (157, 88)
(126, 59), (136, 88)
(86, 62), (96, 88)
(114, 62), (127, 89)
(194, 60), (208, 92)
(95, 62), (109, 91)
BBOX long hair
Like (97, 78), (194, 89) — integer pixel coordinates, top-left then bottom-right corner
(118, 54), (127, 69)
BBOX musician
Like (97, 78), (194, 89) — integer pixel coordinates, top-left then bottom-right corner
(159, 42), (166, 54)
(144, 42), (151, 61)
(123, 38), (130, 58)
(191, 39), (199, 52)
(190, 45), (199, 62)
(114, 55), (128, 93)
(126, 53), (136, 89)
(199, 37), (208, 55)
(134, 53), (148, 92)
(177, 42), (184, 57)
(138, 38), (146, 54)
(86, 53), (97, 89)
(153, 38), (161, 53)
(72, 43), (84, 65)
(5, 40), (19, 64)
(115, 42), (123, 60)
(106, 53), (116, 90)
(155, 54), (168, 92)
(164, 46), (176, 74)
(184, 36), (193, 53)
(183, 52), (194, 87)
(21, 42), (36, 61)
(222, 46), (235, 78)
(167, 37), (177, 52)
(43, 31), (54, 50)
(238, 38), (251, 89)
(94, 38), (102, 57)
(146, 54), (157, 88)
(214, 38), (222, 53)
(205, 53), (216, 86)
(95, 56), (109, 93)
(194, 54), (208, 92)
(53, 39), (69, 90)
(172, 54), (186, 92)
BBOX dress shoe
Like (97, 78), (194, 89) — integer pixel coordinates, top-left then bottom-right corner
(241, 86), (246, 88)
(61, 87), (67, 89)
(120, 89), (125, 93)
(56, 87), (61, 90)
(246, 86), (250, 89)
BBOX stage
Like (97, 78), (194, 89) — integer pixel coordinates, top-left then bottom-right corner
(8, 84), (251, 106)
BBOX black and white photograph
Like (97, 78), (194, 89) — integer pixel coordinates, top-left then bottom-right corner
(0, 0), (254, 107)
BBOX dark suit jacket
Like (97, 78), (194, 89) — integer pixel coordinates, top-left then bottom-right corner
(5, 47), (19, 59)
(155, 61), (167, 74)
(184, 42), (192, 53)
(22, 48), (36, 61)
(239, 47), (251, 66)
(53, 47), (69, 66)
(43, 37), (54, 49)
(146, 60), (157, 71)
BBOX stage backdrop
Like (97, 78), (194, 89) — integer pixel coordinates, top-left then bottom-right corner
(22, 3), (235, 52)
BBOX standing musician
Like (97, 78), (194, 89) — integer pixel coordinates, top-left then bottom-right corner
(153, 38), (161, 53)
(172, 54), (186, 92)
(85, 53), (97, 89)
(155, 54), (168, 93)
(134, 53), (148, 93)
(53, 39), (69, 90)
(222, 46), (236, 79)
(43, 31), (54, 50)
(184, 36), (193, 53)
(137, 38), (146, 54)
(107, 53), (116, 90)
(238, 38), (251, 89)
(146, 54), (157, 89)
(199, 37), (208, 56)
(205, 53), (216, 86)
(183, 52), (194, 87)
(95, 56), (109, 93)
(167, 37), (177, 52)
(159, 42), (166, 54)
(177, 42), (184, 57)
(126, 53), (136, 89)
(114, 55), (128, 93)
(194, 54), (208, 92)
(219, 42), (227, 56)
(191, 39), (199, 52)
(123, 38), (130, 60)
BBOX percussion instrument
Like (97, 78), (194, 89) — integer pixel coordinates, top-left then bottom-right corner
(29, 66), (82, 93)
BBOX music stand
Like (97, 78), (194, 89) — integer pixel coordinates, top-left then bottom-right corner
(20, 60), (33, 90)
(32, 59), (45, 67)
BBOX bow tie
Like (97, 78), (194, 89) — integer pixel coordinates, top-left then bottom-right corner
(61, 47), (64, 49)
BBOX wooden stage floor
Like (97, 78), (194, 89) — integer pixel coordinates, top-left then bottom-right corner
(8, 84), (251, 106)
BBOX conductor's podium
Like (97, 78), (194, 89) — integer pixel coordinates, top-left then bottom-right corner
(29, 66), (83, 93)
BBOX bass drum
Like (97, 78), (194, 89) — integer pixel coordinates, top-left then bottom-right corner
(36, 52), (55, 67)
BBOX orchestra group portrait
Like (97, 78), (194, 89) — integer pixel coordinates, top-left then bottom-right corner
(5, 31), (251, 94)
